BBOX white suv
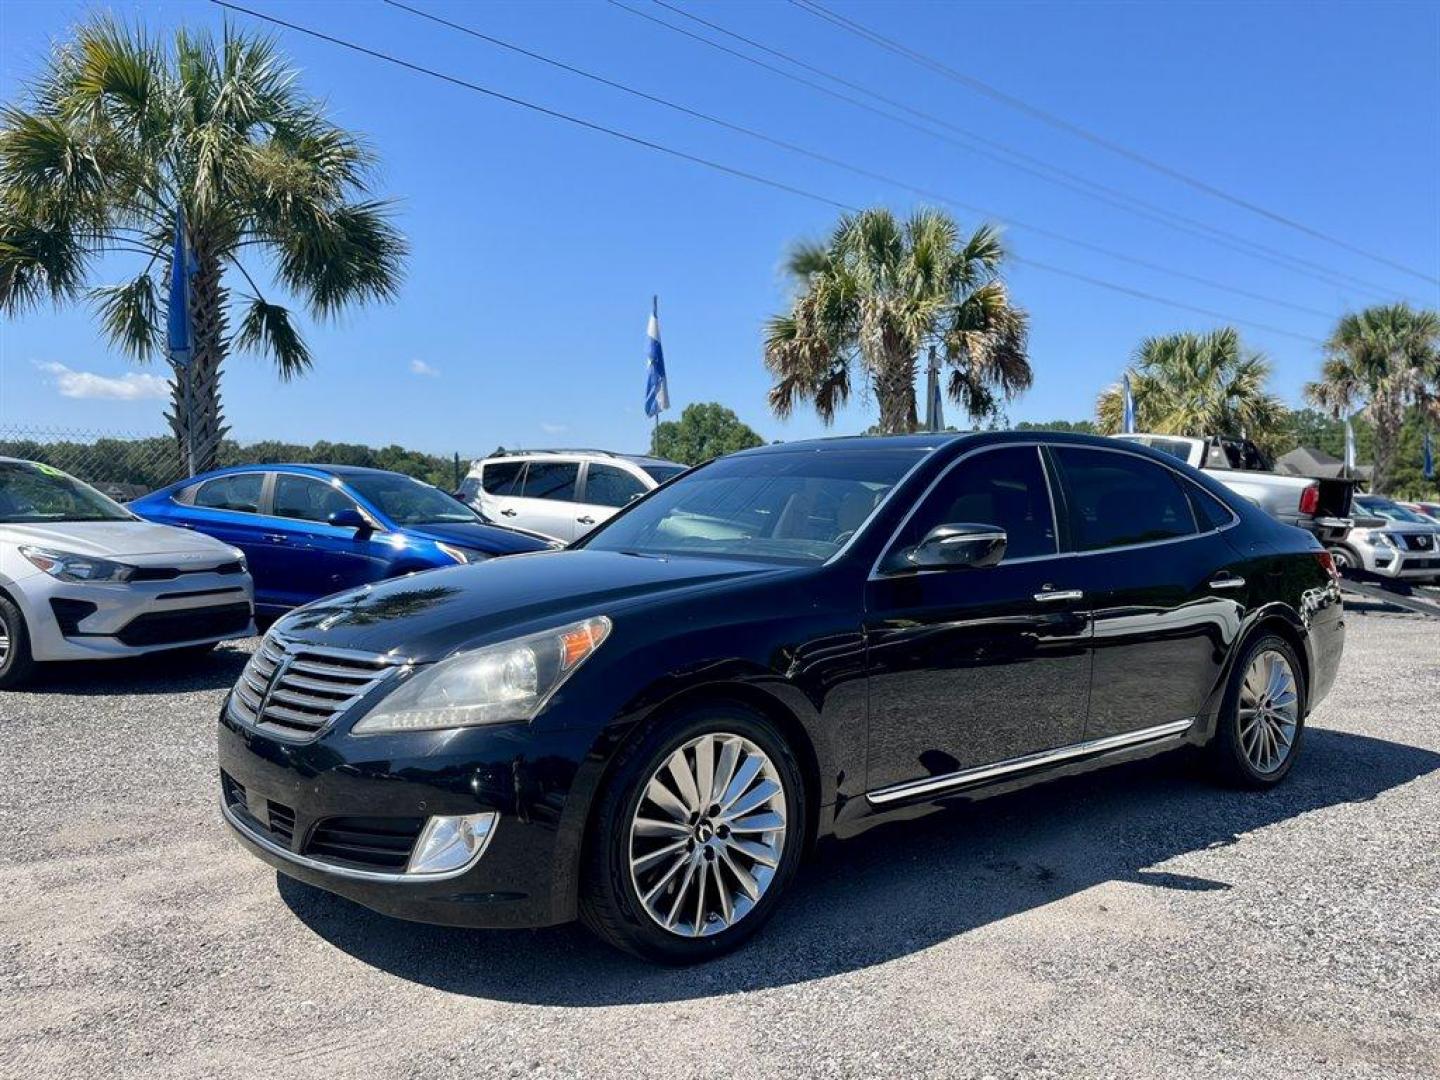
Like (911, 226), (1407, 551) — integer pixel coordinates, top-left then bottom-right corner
(458, 450), (687, 541)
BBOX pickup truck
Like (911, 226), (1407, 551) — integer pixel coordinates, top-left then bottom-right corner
(1111, 433), (1355, 544)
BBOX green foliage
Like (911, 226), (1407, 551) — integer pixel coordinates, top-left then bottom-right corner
(765, 206), (1030, 433)
(1014, 419), (1097, 434)
(650, 402), (764, 465)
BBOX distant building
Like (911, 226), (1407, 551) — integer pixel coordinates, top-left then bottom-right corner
(1275, 446), (1372, 482)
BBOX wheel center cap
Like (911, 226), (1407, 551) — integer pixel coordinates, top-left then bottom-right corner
(695, 820), (715, 843)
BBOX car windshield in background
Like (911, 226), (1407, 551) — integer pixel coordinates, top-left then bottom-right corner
(581, 449), (928, 564)
(346, 474), (480, 525)
(640, 463), (687, 484)
(1356, 497), (1433, 526)
(0, 461), (134, 523)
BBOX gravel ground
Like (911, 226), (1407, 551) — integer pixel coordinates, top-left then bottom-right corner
(1, 610), (1437, 1080)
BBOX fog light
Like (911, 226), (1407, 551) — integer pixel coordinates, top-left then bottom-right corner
(406, 812), (497, 875)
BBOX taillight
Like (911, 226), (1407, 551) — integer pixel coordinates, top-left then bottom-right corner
(1316, 550), (1341, 583)
(1298, 483), (1320, 516)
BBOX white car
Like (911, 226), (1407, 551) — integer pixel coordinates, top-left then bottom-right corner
(1333, 494), (1440, 582)
(457, 449), (686, 541)
(0, 458), (256, 688)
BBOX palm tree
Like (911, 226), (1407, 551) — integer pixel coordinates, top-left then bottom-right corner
(1096, 328), (1288, 452)
(1305, 303), (1440, 493)
(0, 18), (406, 473)
(764, 207), (1030, 434)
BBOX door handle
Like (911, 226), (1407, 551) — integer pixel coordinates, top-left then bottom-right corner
(1209, 574), (1246, 590)
(500, 509), (517, 517)
(577, 515), (596, 525)
(1034, 588), (1084, 603)
(262, 533), (289, 543)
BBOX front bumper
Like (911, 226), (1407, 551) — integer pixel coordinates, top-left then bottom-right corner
(217, 702), (595, 928)
(21, 570), (255, 661)
(1367, 549), (1440, 579)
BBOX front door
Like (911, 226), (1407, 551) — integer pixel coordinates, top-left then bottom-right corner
(269, 473), (387, 603)
(573, 461), (649, 536)
(863, 445), (1093, 795)
(1046, 445), (1240, 739)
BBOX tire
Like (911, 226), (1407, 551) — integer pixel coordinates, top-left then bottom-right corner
(1209, 633), (1305, 789)
(579, 702), (808, 964)
(0, 593), (36, 690)
(1326, 544), (1360, 573)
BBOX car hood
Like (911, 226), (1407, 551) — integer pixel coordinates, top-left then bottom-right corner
(0, 519), (237, 560)
(273, 549), (790, 660)
(399, 521), (556, 555)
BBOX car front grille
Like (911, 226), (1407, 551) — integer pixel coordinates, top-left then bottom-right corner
(304, 815), (426, 871)
(230, 635), (400, 739)
(115, 601), (252, 646)
(130, 559), (246, 582)
(1400, 533), (1435, 552)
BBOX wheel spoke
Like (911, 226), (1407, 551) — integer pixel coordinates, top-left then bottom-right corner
(720, 754), (763, 811)
(645, 777), (690, 824)
(691, 859), (709, 936)
(632, 837), (688, 874)
(666, 752), (701, 814)
(723, 778), (781, 821)
(728, 837), (779, 868)
(641, 850), (691, 903)
(713, 861), (735, 925)
(664, 855), (699, 928)
(633, 816), (690, 838)
(711, 739), (741, 808)
(718, 844), (760, 901)
(728, 811), (785, 834)
(693, 735), (715, 809)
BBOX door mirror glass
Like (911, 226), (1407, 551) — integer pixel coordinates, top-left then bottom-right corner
(328, 507), (370, 533)
(907, 523), (1007, 569)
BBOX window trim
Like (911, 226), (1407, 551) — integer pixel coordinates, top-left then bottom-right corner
(869, 439), (1241, 580)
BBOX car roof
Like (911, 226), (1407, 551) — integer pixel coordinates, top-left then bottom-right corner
(480, 449), (683, 468)
(728, 430), (1143, 456)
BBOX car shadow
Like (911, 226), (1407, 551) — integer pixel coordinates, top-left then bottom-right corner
(25, 640), (254, 696)
(277, 728), (1439, 1004)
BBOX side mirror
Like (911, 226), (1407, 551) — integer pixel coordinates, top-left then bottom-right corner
(906, 523), (1006, 570)
(328, 507), (371, 534)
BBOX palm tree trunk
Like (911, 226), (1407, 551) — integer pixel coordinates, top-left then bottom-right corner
(167, 248), (229, 475)
(1369, 390), (1404, 494)
(875, 348), (918, 434)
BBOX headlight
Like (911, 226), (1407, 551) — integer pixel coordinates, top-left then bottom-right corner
(352, 615), (611, 734)
(1365, 531), (1394, 546)
(19, 546), (135, 583)
(436, 542), (489, 565)
(230, 547), (248, 573)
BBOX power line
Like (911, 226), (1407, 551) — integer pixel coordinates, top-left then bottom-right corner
(791, 0), (1440, 288)
(387, 0), (1331, 321)
(624, 0), (1400, 301)
(208, 0), (1322, 345)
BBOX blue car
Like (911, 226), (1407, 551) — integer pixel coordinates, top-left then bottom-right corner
(132, 464), (555, 616)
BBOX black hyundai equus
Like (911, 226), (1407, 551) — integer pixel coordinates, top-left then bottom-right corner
(218, 432), (1344, 962)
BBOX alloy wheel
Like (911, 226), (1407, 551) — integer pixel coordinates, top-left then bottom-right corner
(628, 732), (788, 938)
(0, 611), (10, 667)
(1238, 649), (1299, 774)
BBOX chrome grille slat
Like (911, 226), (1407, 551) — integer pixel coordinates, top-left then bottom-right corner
(228, 635), (400, 740)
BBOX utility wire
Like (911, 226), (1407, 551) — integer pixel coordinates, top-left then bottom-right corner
(626, 0), (1398, 300)
(209, 0), (1321, 344)
(387, 0), (1330, 320)
(791, 0), (1439, 287)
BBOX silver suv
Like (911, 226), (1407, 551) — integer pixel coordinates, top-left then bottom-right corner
(459, 449), (686, 541)
(1332, 494), (1440, 582)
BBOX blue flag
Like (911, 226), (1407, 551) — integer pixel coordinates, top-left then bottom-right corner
(644, 295), (669, 419)
(1122, 373), (1136, 433)
(1424, 429), (1434, 480)
(166, 207), (198, 369)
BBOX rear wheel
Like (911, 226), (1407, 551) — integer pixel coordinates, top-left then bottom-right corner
(0, 595), (36, 690)
(580, 703), (807, 963)
(1209, 633), (1304, 788)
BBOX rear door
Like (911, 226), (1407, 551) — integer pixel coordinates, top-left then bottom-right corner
(572, 461), (649, 536)
(476, 459), (527, 525)
(1047, 445), (1244, 740)
(184, 473), (276, 601)
(509, 459), (583, 540)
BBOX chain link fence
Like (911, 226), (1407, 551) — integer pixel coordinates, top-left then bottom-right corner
(0, 425), (466, 499)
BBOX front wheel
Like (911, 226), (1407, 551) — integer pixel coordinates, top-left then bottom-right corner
(1326, 545), (1360, 573)
(580, 704), (807, 963)
(0, 594), (36, 690)
(1209, 633), (1305, 788)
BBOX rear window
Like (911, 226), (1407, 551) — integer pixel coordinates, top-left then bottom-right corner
(481, 460), (525, 495)
(193, 473), (263, 514)
(640, 464), (687, 484)
(1052, 447), (1197, 551)
(522, 461), (579, 502)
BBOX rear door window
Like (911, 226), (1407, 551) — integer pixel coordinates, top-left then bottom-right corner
(482, 460), (526, 495)
(584, 464), (648, 508)
(522, 461), (579, 502)
(1052, 447), (1196, 551)
(193, 473), (264, 514)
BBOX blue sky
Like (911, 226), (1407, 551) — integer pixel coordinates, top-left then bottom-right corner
(2, 0), (1437, 457)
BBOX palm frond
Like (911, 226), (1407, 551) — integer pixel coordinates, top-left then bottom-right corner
(233, 294), (312, 378)
(90, 271), (159, 360)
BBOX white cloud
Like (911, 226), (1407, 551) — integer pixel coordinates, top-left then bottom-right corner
(409, 359), (440, 377)
(540, 422), (568, 435)
(36, 361), (169, 401)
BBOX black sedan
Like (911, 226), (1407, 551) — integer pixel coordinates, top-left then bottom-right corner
(218, 432), (1345, 963)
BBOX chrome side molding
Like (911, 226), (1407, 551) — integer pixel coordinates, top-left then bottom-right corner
(865, 718), (1196, 806)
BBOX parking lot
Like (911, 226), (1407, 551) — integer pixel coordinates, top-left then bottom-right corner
(1, 609), (1436, 1080)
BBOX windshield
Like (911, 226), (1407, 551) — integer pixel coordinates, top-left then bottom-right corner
(1123, 436), (1197, 463)
(580, 448), (928, 564)
(346, 473), (482, 526)
(1356, 496), (1434, 525)
(0, 461), (134, 523)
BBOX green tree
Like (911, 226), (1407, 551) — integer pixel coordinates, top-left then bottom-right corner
(764, 207), (1030, 434)
(651, 402), (764, 465)
(1304, 303), (1440, 495)
(1014, 419), (1097, 435)
(0, 18), (406, 472)
(1096, 328), (1289, 453)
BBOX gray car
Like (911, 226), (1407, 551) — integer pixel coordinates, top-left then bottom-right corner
(1331, 494), (1440, 582)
